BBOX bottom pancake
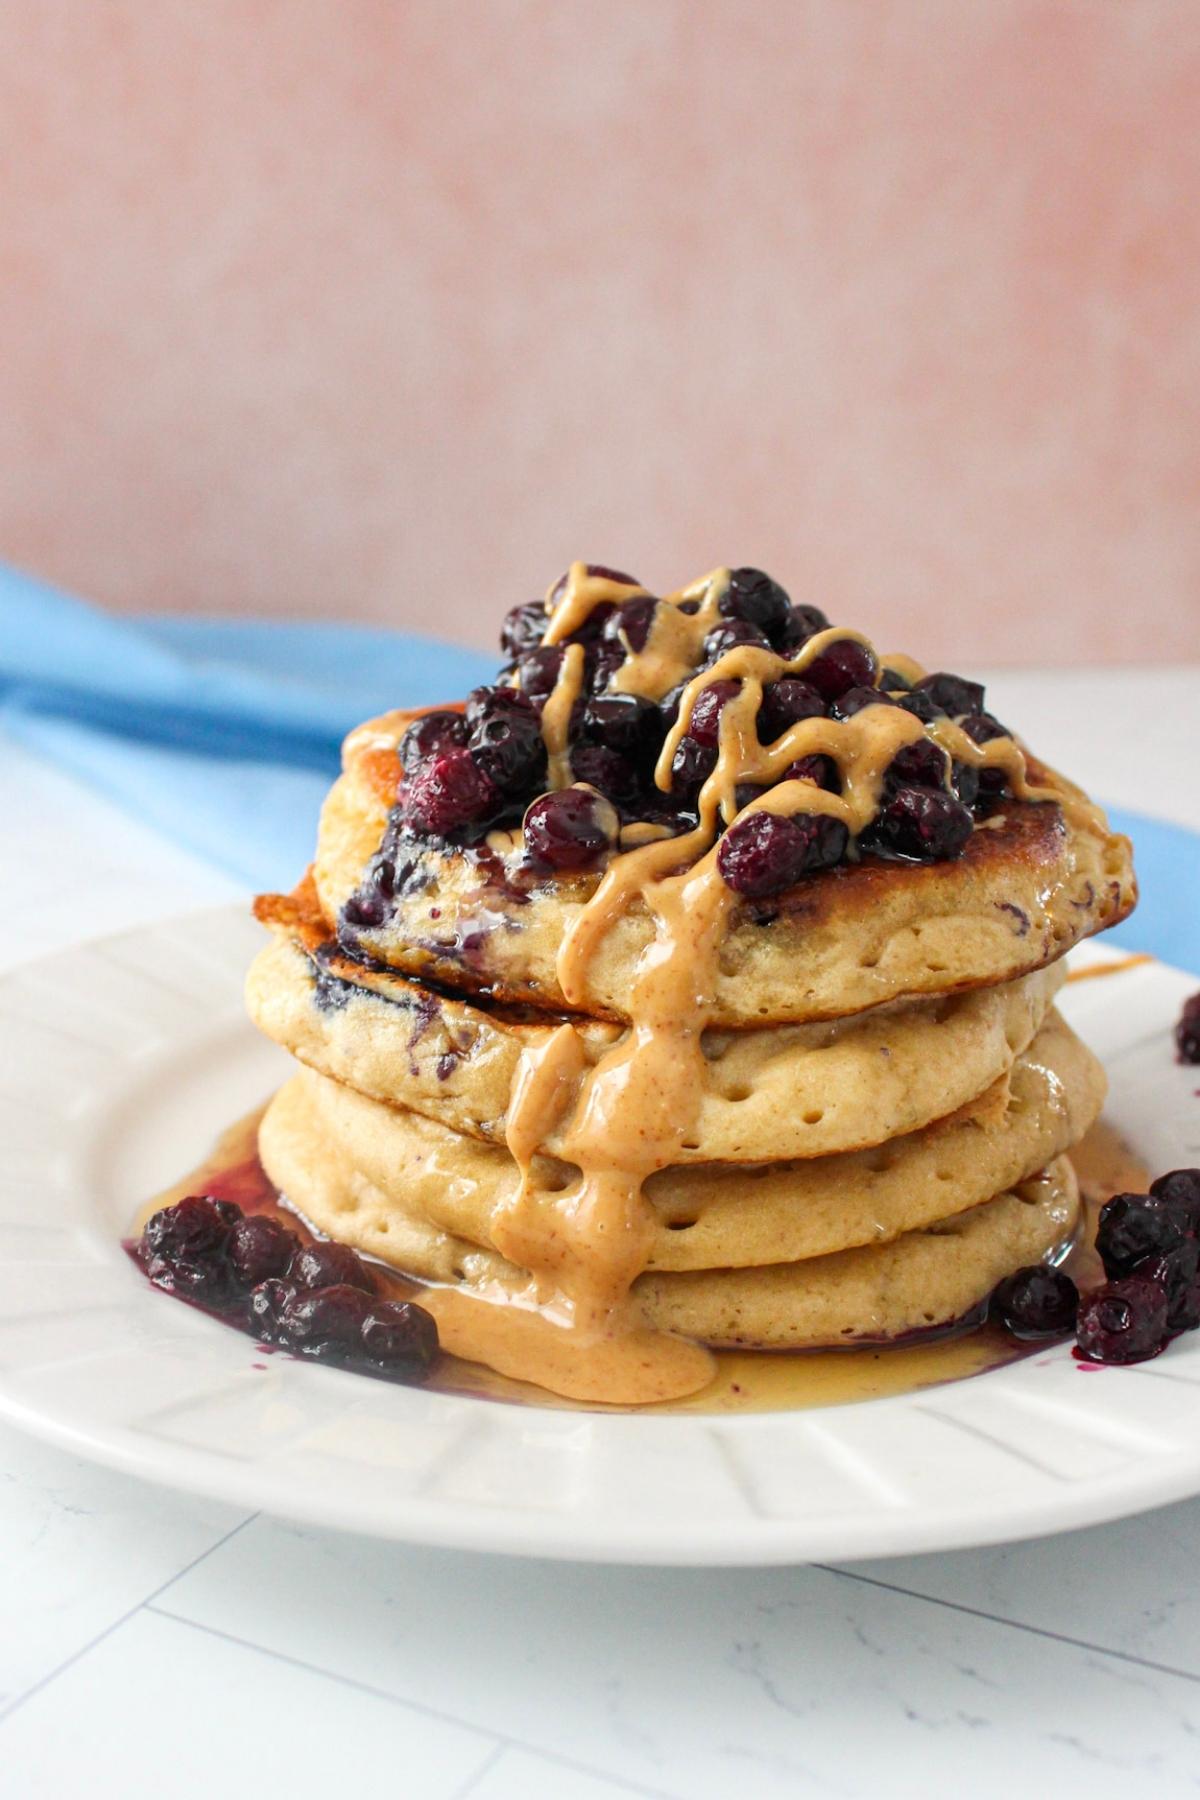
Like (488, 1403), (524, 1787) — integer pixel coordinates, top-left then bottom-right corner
(258, 1071), (1081, 1350)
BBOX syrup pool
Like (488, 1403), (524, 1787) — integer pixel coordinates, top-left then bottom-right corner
(133, 1107), (1148, 1416)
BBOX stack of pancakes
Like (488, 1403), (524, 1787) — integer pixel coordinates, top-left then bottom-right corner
(247, 692), (1131, 1394)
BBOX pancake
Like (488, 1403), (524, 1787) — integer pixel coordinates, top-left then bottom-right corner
(246, 927), (1066, 1164)
(308, 709), (1135, 1026)
(258, 1009), (1103, 1273)
(257, 1077), (1080, 1350)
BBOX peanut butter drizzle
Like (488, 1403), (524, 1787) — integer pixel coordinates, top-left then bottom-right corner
(390, 570), (1109, 1405)
(1065, 953), (1154, 984)
(538, 642), (586, 790)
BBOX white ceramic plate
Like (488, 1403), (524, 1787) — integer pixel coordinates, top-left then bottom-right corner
(1, 906), (1199, 1565)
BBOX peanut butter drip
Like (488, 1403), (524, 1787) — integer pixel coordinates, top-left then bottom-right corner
(538, 642), (585, 790)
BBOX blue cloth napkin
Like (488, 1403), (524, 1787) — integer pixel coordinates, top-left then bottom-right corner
(1, 560), (1196, 971)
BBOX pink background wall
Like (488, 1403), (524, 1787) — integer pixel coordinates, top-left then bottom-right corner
(2, 1), (1198, 663)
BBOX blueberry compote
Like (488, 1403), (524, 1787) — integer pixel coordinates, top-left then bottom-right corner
(127, 1119), (439, 1386)
(345, 564), (1028, 945)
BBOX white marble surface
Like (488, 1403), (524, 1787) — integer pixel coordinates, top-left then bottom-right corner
(2, 671), (1200, 1799)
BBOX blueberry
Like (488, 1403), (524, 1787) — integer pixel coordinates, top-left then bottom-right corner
(896, 688), (940, 725)
(991, 1265), (1078, 1339)
(465, 688), (546, 797)
(515, 645), (565, 702)
(361, 1300), (440, 1371)
(668, 736), (718, 803)
(880, 666), (913, 692)
(777, 603), (831, 656)
(228, 1216), (300, 1291)
(803, 638), (878, 703)
(499, 600), (548, 660)
(398, 710), (466, 776)
(717, 810), (848, 897)
(913, 671), (986, 718)
(1141, 1241), (1200, 1332)
(568, 741), (639, 806)
(703, 620), (771, 662)
(1176, 995), (1200, 1065)
(602, 596), (658, 657)
(720, 568), (792, 639)
(829, 685), (897, 721)
(143, 1195), (240, 1263)
(524, 788), (615, 871)
(686, 679), (742, 748)
(884, 739), (951, 792)
(247, 1278), (296, 1343)
(757, 679), (825, 743)
(782, 753), (841, 794)
(1149, 1169), (1200, 1232)
(281, 1283), (374, 1356)
(1076, 1276), (1170, 1364)
(141, 1196), (240, 1302)
(577, 693), (662, 760)
(959, 709), (1010, 745)
(402, 747), (499, 837)
(289, 1242), (377, 1295)
(951, 761), (980, 808)
(1096, 1192), (1191, 1277)
(862, 787), (973, 862)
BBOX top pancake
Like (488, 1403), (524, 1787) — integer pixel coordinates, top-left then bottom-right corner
(304, 706), (1135, 1027)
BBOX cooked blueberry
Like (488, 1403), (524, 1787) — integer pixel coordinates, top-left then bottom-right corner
(703, 620), (771, 661)
(777, 603), (831, 656)
(228, 1216), (300, 1290)
(896, 688), (939, 725)
(913, 671), (985, 718)
(143, 1195), (239, 1271)
(803, 637), (878, 702)
(720, 567), (792, 638)
(290, 1242), (377, 1295)
(863, 787), (973, 861)
(515, 645), (565, 701)
(830, 685), (897, 721)
(524, 787), (615, 871)
(991, 1266), (1078, 1339)
(1076, 1275), (1170, 1364)
(659, 681), (688, 731)
(281, 1283), (374, 1355)
(782, 752), (841, 793)
(880, 666), (913, 692)
(668, 735), (718, 803)
(1149, 1168), (1200, 1231)
(951, 761), (980, 808)
(1176, 994), (1200, 1065)
(717, 810), (848, 897)
(757, 679), (825, 742)
(398, 710), (466, 776)
(884, 739), (951, 792)
(602, 596), (658, 657)
(247, 1278), (296, 1342)
(577, 692), (662, 760)
(361, 1300), (440, 1371)
(959, 709), (1010, 745)
(1141, 1241), (1200, 1332)
(499, 600), (548, 660)
(403, 747), (499, 837)
(1096, 1192), (1190, 1277)
(686, 679), (742, 748)
(569, 741), (639, 805)
(466, 689), (546, 796)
